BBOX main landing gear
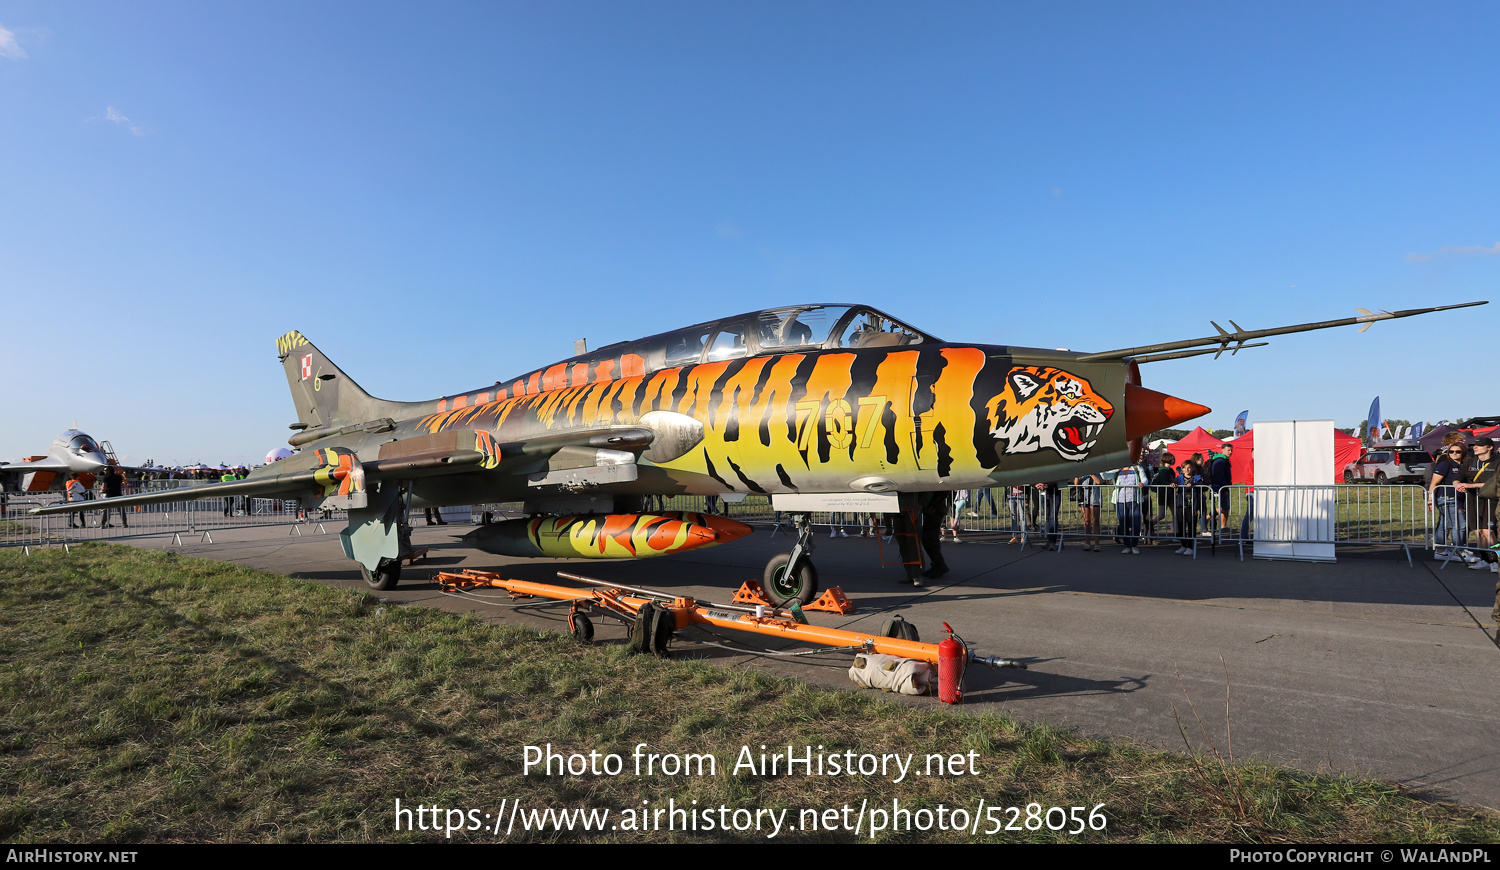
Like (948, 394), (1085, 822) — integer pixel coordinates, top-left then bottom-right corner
(764, 512), (820, 607)
(346, 481), (415, 592)
(361, 558), (402, 591)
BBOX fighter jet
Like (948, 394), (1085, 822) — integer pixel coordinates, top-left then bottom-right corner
(37, 301), (1485, 602)
(1, 429), (152, 493)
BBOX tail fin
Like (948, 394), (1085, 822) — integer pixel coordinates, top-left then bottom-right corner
(277, 330), (412, 429)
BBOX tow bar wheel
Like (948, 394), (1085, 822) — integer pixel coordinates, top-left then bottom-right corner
(570, 614), (594, 643)
(763, 552), (819, 606)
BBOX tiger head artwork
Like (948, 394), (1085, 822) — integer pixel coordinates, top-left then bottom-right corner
(985, 366), (1115, 461)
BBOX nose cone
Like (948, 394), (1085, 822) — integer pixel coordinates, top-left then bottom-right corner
(1124, 383), (1210, 442)
(698, 514), (754, 545)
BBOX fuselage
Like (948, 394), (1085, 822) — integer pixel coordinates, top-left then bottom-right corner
(296, 305), (1153, 507)
(430, 343), (1127, 498)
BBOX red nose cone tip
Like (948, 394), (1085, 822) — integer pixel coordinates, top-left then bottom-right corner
(1124, 383), (1211, 442)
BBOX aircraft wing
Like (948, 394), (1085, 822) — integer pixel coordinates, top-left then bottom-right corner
(1, 458), (74, 493)
(0, 458), (71, 473)
(32, 473), (323, 515)
(30, 425), (661, 516)
(113, 464), (180, 476)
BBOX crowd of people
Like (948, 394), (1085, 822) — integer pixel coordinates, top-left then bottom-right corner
(45, 464), (259, 528)
(30, 436), (1500, 603)
(799, 434), (1497, 625)
(809, 445), (1243, 581)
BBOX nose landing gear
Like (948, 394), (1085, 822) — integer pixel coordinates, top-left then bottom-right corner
(764, 512), (820, 606)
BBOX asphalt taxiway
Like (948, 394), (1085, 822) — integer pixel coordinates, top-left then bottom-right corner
(98, 518), (1500, 809)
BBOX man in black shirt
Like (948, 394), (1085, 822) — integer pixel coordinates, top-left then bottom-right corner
(100, 466), (127, 528)
(1449, 437), (1498, 630)
(1209, 445), (1234, 536)
(1429, 442), (1469, 560)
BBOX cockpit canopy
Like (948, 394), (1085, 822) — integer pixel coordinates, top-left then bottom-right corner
(448, 305), (939, 408)
(65, 432), (103, 457)
(578, 304), (933, 371)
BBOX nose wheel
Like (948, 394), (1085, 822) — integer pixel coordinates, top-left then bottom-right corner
(764, 512), (820, 606)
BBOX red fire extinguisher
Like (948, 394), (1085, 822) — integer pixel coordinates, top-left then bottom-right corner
(938, 622), (966, 704)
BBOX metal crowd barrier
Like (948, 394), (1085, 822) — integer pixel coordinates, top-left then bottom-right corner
(0, 499), (53, 551)
(1428, 483), (1499, 572)
(0, 490), (345, 551)
(7, 479), (1476, 570)
(1205, 484), (1432, 565)
(1006, 484), (1221, 557)
(620, 483), (1443, 564)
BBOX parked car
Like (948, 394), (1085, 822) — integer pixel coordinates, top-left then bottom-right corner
(1343, 440), (1432, 484)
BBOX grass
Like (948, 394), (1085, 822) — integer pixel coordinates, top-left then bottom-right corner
(1, 543), (1496, 843)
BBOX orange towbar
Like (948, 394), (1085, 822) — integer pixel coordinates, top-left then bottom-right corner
(436, 569), (1025, 702)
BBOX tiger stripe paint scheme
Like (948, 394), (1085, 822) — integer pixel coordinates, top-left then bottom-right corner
(409, 344), (1129, 498)
(464, 511), (753, 560)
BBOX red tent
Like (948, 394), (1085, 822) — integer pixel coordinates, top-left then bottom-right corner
(1225, 431), (1254, 484)
(1332, 430), (1363, 482)
(1221, 427), (1364, 485)
(1162, 427), (1226, 465)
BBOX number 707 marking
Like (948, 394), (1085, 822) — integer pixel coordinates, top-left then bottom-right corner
(794, 395), (888, 452)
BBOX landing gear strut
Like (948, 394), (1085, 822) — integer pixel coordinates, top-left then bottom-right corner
(764, 512), (820, 606)
(349, 482), (414, 592)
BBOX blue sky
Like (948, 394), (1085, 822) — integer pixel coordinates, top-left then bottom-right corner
(1, 2), (1495, 465)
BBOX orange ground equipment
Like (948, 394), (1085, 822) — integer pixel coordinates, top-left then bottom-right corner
(436, 569), (1025, 703)
(729, 579), (854, 614)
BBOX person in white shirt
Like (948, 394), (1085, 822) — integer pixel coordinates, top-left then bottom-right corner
(65, 474), (87, 529)
(1112, 464), (1145, 554)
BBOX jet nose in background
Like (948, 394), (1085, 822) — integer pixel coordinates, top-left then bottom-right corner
(1124, 383), (1211, 442)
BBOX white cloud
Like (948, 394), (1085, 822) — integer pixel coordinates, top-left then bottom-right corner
(104, 106), (145, 136)
(0, 23), (26, 59)
(1405, 242), (1500, 263)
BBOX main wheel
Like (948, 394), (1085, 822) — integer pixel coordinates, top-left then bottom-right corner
(1375, 471), (1388, 485)
(763, 552), (819, 606)
(1343, 470), (1354, 484)
(360, 557), (402, 591)
(570, 614), (594, 643)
